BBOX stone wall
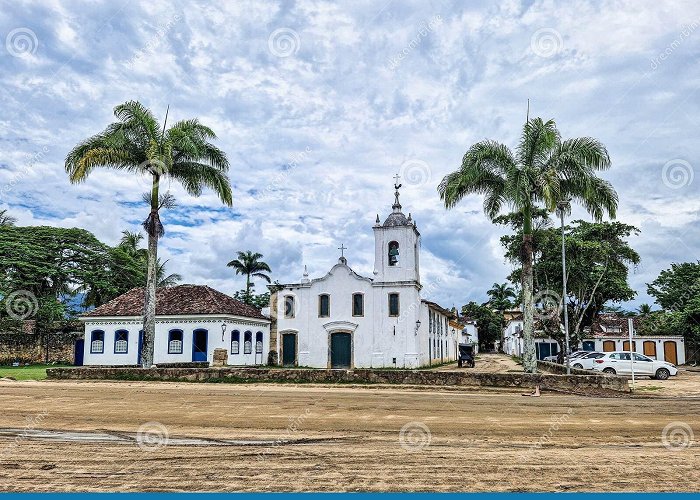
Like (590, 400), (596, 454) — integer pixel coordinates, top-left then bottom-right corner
(537, 360), (596, 375)
(0, 329), (81, 365)
(48, 366), (630, 394)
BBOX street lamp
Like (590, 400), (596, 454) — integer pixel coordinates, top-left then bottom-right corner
(221, 322), (227, 341)
(415, 319), (421, 335)
(557, 199), (571, 375)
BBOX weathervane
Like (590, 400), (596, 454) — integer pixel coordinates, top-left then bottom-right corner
(393, 173), (402, 209)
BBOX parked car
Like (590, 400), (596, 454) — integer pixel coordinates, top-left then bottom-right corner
(591, 351), (678, 380)
(543, 350), (588, 364)
(570, 351), (605, 370)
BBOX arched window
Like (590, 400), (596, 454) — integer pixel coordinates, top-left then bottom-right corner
(255, 331), (264, 354)
(244, 331), (253, 354)
(388, 241), (399, 266)
(388, 293), (399, 316)
(284, 295), (295, 318)
(114, 330), (129, 354)
(90, 330), (104, 354)
(318, 294), (330, 317)
(168, 329), (183, 354)
(231, 330), (240, 354)
(352, 293), (364, 317)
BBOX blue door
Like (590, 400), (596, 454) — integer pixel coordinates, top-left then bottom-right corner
(137, 330), (144, 366)
(192, 329), (208, 362)
(582, 340), (595, 352)
(74, 339), (84, 366)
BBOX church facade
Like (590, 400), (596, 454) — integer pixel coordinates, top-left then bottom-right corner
(273, 184), (458, 369)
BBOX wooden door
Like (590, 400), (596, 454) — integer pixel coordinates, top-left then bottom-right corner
(663, 341), (678, 365)
(622, 340), (637, 352)
(643, 341), (656, 357)
(330, 332), (352, 369)
(282, 334), (296, 366)
(603, 340), (615, 352)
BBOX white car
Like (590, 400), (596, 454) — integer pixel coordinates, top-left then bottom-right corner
(543, 350), (588, 363)
(570, 351), (605, 370)
(591, 351), (678, 380)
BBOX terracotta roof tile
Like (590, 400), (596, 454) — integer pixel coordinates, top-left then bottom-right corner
(82, 285), (266, 320)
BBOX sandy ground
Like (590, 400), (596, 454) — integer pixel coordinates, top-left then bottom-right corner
(0, 375), (698, 492)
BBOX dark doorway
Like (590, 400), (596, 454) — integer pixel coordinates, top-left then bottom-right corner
(73, 339), (84, 366)
(330, 332), (352, 369)
(282, 333), (296, 366)
(192, 329), (208, 362)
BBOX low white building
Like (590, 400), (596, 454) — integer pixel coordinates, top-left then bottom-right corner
(273, 183), (457, 369)
(80, 285), (270, 366)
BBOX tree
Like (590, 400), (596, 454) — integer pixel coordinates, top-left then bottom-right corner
(439, 117), (618, 372)
(486, 282), (517, 311)
(156, 259), (182, 288)
(233, 290), (270, 310)
(646, 261), (700, 342)
(0, 210), (17, 227)
(461, 301), (503, 351)
(119, 230), (180, 287)
(65, 101), (232, 367)
(227, 251), (272, 305)
(501, 219), (639, 351)
(636, 303), (653, 315)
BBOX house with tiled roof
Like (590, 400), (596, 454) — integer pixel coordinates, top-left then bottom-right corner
(79, 285), (270, 366)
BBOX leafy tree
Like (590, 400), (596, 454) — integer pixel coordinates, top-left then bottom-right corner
(156, 259), (182, 288)
(439, 118), (617, 372)
(65, 101), (232, 367)
(636, 303), (653, 315)
(118, 230), (181, 287)
(0, 210), (17, 227)
(461, 301), (503, 351)
(233, 290), (270, 310)
(227, 251), (272, 305)
(501, 219), (640, 351)
(646, 261), (700, 342)
(486, 282), (517, 311)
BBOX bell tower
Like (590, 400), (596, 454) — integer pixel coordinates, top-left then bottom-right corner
(373, 175), (420, 284)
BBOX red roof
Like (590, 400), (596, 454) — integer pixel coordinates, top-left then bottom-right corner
(83, 285), (266, 320)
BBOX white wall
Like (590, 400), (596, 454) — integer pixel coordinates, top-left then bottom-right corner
(82, 315), (270, 366)
(585, 336), (686, 364)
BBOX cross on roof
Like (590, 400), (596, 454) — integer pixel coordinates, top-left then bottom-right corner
(393, 173), (401, 189)
(338, 243), (347, 257)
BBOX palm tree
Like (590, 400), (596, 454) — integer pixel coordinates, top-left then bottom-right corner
(439, 117), (618, 372)
(636, 303), (653, 316)
(487, 282), (517, 311)
(0, 210), (17, 227)
(65, 101), (232, 367)
(227, 251), (272, 304)
(118, 230), (148, 260)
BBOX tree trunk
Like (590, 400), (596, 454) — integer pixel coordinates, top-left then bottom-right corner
(140, 176), (160, 368)
(522, 232), (537, 373)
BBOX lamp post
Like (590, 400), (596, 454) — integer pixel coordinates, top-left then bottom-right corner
(557, 200), (571, 375)
(221, 322), (227, 341)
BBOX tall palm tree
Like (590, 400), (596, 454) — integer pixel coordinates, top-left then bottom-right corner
(636, 303), (653, 316)
(65, 101), (232, 367)
(439, 117), (617, 372)
(487, 282), (517, 311)
(227, 251), (272, 304)
(0, 210), (17, 227)
(156, 259), (182, 288)
(118, 230), (148, 260)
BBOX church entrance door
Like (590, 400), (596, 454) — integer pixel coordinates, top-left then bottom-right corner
(282, 333), (297, 366)
(330, 332), (352, 369)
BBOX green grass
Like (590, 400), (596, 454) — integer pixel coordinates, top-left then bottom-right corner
(0, 364), (71, 381)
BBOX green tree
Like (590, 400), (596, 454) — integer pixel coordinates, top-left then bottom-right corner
(486, 282), (517, 311)
(501, 219), (639, 351)
(461, 301), (503, 351)
(646, 261), (700, 342)
(227, 251), (272, 305)
(439, 118), (618, 372)
(636, 303), (653, 315)
(118, 230), (181, 288)
(65, 101), (232, 367)
(156, 259), (182, 288)
(233, 290), (270, 310)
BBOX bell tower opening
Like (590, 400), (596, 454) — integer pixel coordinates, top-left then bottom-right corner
(388, 241), (399, 266)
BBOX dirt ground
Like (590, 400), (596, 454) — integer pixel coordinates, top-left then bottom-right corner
(0, 375), (698, 492)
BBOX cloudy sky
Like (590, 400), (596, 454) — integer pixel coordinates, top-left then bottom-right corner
(1, 0), (699, 309)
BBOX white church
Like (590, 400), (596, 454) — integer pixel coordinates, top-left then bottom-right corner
(273, 180), (458, 369)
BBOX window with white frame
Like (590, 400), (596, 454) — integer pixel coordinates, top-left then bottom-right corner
(255, 331), (263, 354)
(114, 330), (128, 354)
(90, 330), (104, 354)
(168, 330), (183, 354)
(231, 330), (240, 354)
(244, 331), (252, 354)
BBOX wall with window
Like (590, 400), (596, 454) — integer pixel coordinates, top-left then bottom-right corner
(82, 316), (270, 366)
